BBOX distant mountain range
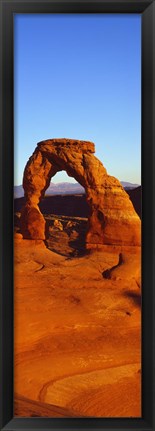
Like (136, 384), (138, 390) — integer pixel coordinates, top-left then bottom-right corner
(14, 182), (85, 198)
(120, 181), (140, 190)
(14, 181), (140, 199)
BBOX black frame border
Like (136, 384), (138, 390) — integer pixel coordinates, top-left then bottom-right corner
(0, 0), (155, 430)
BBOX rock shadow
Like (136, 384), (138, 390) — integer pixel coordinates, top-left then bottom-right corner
(123, 290), (141, 308)
(102, 253), (123, 279)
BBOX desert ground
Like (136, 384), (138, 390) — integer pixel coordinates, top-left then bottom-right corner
(14, 193), (141, 417)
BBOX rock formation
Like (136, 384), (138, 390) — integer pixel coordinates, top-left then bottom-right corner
(20, 138), (141, 246)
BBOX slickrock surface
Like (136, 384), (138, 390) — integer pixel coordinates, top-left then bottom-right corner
(20, 139), (141, 246)
(14, 234), (141, 417)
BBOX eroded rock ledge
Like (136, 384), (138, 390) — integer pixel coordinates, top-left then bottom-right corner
(20, 138), (141, 246)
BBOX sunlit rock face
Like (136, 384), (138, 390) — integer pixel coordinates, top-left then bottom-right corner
(20, 138), (141, 246)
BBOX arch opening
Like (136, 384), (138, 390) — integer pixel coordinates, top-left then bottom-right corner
(39, 170), (90, 257)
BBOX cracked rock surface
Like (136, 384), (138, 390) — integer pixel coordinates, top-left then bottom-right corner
(14, 235), (141, 417)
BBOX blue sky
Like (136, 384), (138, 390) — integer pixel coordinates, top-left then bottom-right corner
(14, 14), (141, 186)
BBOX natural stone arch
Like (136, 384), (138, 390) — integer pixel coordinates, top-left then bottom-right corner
(20, 138), (141, 246)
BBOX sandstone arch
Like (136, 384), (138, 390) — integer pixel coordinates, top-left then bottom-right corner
(20, 138), (141, 246)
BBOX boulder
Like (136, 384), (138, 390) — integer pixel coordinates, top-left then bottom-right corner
(53, 219), (63, 231)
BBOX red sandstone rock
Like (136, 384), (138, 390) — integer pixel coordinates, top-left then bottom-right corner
(20, 138), (141, 246)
